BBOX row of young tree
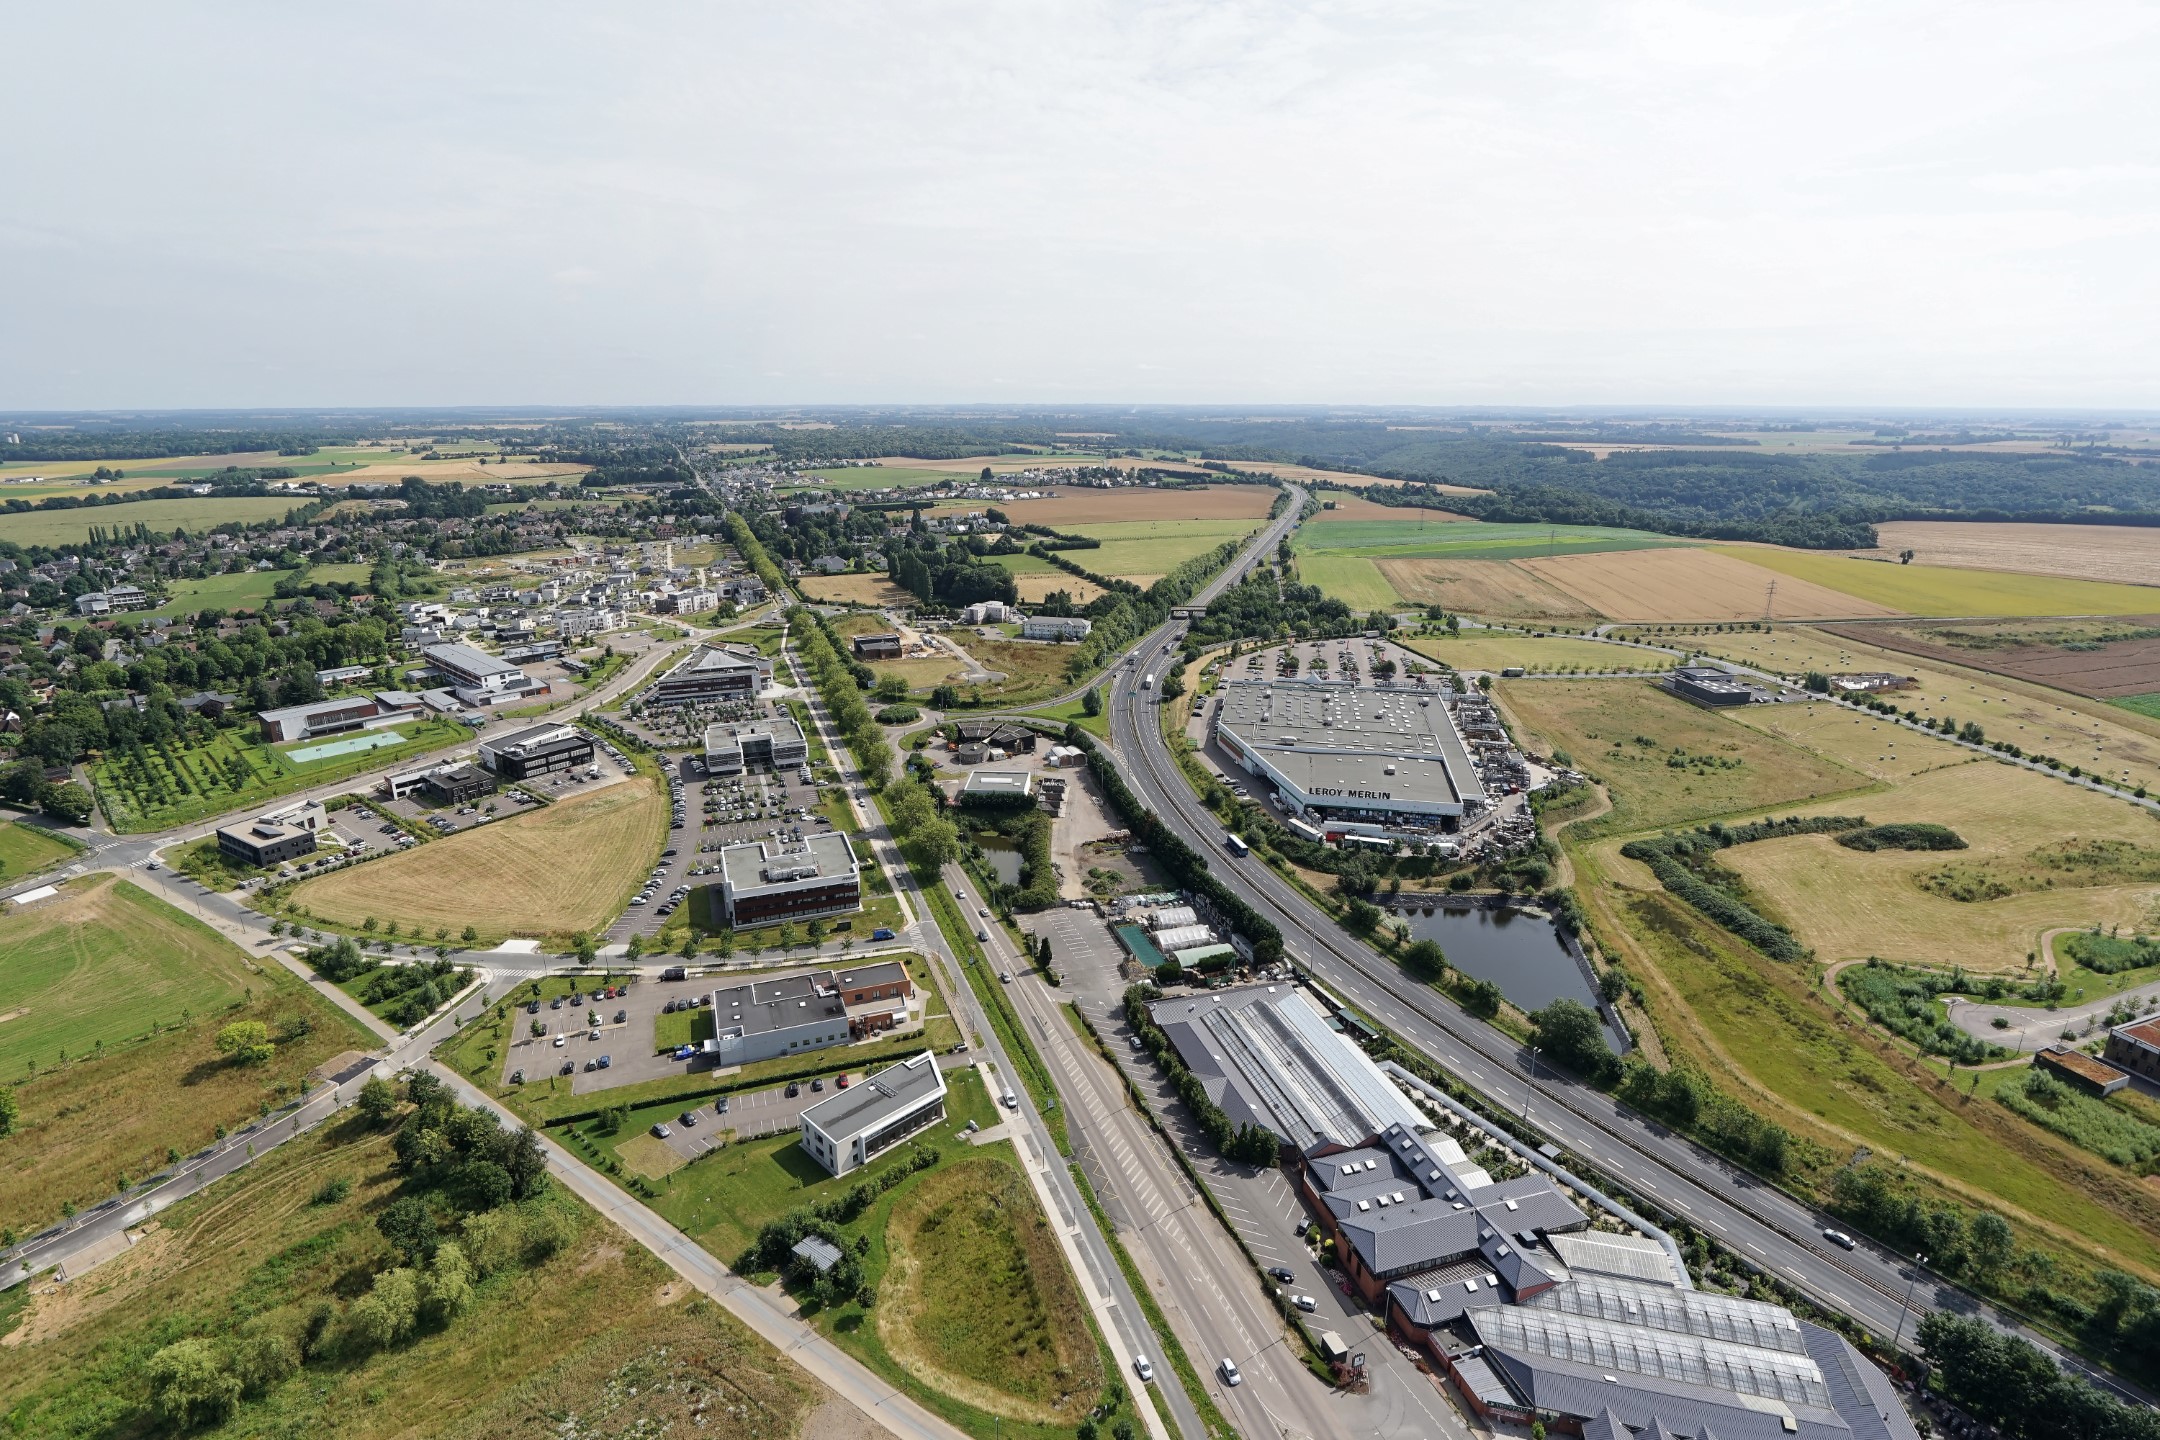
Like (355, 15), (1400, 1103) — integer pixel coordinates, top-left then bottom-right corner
(788, 605), (892, 789)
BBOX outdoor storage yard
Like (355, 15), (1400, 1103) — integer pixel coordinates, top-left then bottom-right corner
(284, 774), (668, 945)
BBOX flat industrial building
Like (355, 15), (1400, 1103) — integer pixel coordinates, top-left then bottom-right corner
(1212, 679), (1486, 829)
(799, 1051), (947, 1177)
(1149, 985), (1428, 1152)
(705, 969), (851, 1067)
(1670, 664), (1754, 707)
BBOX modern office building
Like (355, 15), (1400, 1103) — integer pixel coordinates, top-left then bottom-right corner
(2104, 1013), (2160, 1084)
(477, 722), (595, 779)
(1669, 664), (1754, 707)
(257, 692), (422, 744)
(703, 714), (809, 776)
(641, 644), (773, 708)
(852, 632), (904, 660)
(215, 799), (326, 868)
(717, 833), (862, 926)
(422, 642), (549, 705)
(833, 960), (914, 1035)
(1020, 615), (1093, 641)
(1212, 680), (1487, 832)
(799, 1051), (948, 1177)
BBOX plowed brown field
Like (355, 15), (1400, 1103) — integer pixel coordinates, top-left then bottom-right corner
(1519, 549), (1903, 622)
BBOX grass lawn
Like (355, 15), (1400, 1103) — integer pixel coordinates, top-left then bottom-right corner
(559, 1066), (1114, 1438)
(1296, 554), (1402, 611)
(91, 716), (470, 833)
(0, 496), (304, 546)
(962, 637), (1082, 705)
(140, 561), (373, 619)
(1397, 630), (1667, 673)
(1715, 546), (2160, 617)
(285, 777), (667, 946)
(1494, 678), (1871, 839)
(0, 1119), (822, 1440)
(2111, 693), (2160, 721)
(0, 817), (84, 882)
(0, 876), (376, 1232)
(1033, 695), (1109, 739)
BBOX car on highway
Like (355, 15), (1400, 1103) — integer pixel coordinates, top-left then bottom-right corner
(1218, 1358), (1242, 1387)
(975, 928), (989, 942)
(1132, 1356), (1154, 1383)
(977, 907), (989, 918)
(1823, 1229), (1857, 1250)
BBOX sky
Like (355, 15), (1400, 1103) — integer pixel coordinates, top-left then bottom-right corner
(5, 1), (2159, 410)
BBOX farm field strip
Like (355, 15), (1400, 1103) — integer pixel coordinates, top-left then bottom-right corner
(1857, 521), (2160, 587)
(1715, 544), (2160, 617)
(1396, 630), (1669, 672)
(1817, 619), (2160, 701)
(930, 484), (1278, 526)
(1368, 556), (1601, 620)
(1520, 548), (1903, 622)
(1295, 518), (1685, 557)
(0, 496), (306, 546)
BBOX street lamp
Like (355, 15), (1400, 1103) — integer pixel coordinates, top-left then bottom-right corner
(1521, 1045), (1540, 1125)
(1892, 1253), (1927, 1353)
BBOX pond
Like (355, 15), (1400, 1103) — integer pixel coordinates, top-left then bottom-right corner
(1391, 901), (1611, 1026)
(975, 833), (1025, 886)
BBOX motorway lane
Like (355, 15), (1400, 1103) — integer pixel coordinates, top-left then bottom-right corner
(1108, 613), (2152, 1404)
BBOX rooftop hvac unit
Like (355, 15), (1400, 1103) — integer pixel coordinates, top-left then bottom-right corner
(762, 864), (820, 883)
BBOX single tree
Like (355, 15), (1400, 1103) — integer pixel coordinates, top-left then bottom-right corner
(215, 1020), (275, 1067)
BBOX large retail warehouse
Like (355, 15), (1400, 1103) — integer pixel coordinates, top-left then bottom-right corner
(1212, 679), (1487, 832)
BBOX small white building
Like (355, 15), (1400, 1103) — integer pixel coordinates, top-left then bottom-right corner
(1020, 615), (1092, 642)
(798, 1051), (948, 1177)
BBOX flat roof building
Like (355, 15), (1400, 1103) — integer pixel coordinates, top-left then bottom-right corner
(257, 693), (418, 744)
(422, 642), (548, 706)
(2103, 1013), (2160, 1085)
(1213, 680), (1487, 830)
(642, 644), (772, 708)
(958, 769), (1034, 806)
(718, 832), (862, 927)
(703, 714), (809, 776)
(853, 632), (904, 660)
(216, 799), (325, 869)
(800, 1051), (947, 1177)
(1670, 664), (1754, 707)
(478, 723), (594, 780)
(706, 969), (851, 1068)
(1020, 615), (1092, 642)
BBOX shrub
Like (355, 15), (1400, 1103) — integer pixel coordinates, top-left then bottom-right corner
(1835, 823), (1966, 852)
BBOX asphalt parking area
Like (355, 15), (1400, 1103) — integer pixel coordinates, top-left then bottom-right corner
(657, 1079), (823, 1159)
(1031, 907), (1129, 1001)
(499, 975), (695, 1091)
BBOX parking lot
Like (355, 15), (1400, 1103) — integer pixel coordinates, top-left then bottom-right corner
(498, 969), (709, 1093)
(607, 754), (832, 944)
(653, 1078), (824, 1159)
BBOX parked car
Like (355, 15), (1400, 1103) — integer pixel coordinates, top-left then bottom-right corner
(597, 1055), (611, 1069)
(871, 927), (895, 941)
(1267, 1266), (1295, 1283)
(679, 1110), (698, 1127)
(836, 1073), (850, 1089)
(509, 1069), (524, 1085)
(810, 1078), (824, 1092)
(561, 1060), (575, 1075)
(716, 1096), (729, 1114)
(651, 1122), (673, 1138)
(785, 1082), (801, 1098)
(1292, 1294), (1317, 1313)
(553, 1036), (566, 1048)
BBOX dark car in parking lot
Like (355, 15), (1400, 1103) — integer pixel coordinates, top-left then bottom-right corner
(785, 1081), (800, 1098)
(679, 1110), (698, 1127)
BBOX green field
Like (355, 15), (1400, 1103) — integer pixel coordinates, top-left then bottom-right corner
(1714, 546), (2160, 617)
(92, 716), (468, 832)
(1295, 554), (1403, 610)
(1297, 519), (1682, 560)
(0, 876), (375, 1230)
(140, 561), (375, 618)
(987, 552), (1058, 573)
(2110, 693), (2160, 721)
(0, 1117), (821, 1440)
(0, 817), (83, 882)
(0, 496), (305, 546)
(1065, 519), (1258, 579)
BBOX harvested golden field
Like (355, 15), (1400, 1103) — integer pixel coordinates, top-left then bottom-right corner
(1714, 739), (2160, 973)
(1371, 556), (1602, 620)
(1494, 679), (1869, 838)
(1860, 521), (2160, 588)
(1680, 625), (2160, 797)
(797, 573), (913, 607)
(288, 779), (666, 943)
(1239, 460), (1488, 494)
(1010, 569), (1104, 604)
(931, 484), (1276, 526)
(316, 460), (589, 485)
(1520, 548), (1903, 622)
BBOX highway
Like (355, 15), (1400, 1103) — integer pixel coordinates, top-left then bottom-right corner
(1102, 494), (2149, 1407)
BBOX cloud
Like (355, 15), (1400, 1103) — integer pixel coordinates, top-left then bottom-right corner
(1, 0), (2157, 406)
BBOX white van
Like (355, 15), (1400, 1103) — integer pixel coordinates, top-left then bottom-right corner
(1000, 1088), (1018, 1111)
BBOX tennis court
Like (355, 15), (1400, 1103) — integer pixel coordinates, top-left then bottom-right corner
(284, 730), (413, 765)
